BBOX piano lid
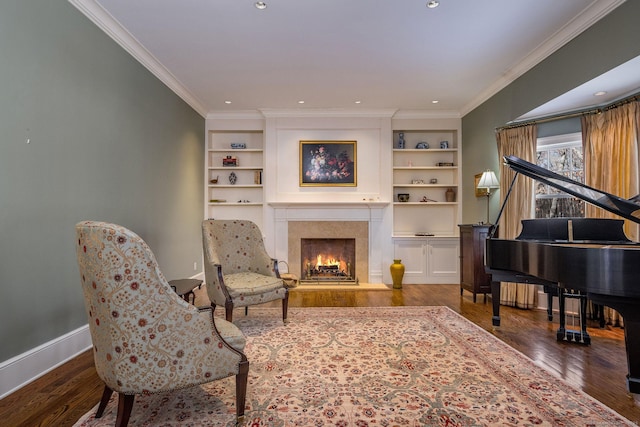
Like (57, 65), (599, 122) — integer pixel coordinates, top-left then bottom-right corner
(504, 155), (640, 225)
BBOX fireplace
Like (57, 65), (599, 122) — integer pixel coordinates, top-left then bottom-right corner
(301, 238), (357, 284)
(287, 220), (369, 284)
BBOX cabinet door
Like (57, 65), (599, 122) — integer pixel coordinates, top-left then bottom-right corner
(427, 238), (459, 283)
(393, 239), (427, 284)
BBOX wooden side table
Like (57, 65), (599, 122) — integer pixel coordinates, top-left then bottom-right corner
(458, 224), (494, 303)
(168, 278), (202, 305)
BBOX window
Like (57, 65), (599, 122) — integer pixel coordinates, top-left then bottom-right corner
(535, 133), (584, 218)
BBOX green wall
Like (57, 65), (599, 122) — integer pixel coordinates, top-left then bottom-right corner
(0, 1), (205, 361)
(461, 0), (640, 224)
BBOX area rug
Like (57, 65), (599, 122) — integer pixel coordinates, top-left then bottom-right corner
(74, 306), (633, 426)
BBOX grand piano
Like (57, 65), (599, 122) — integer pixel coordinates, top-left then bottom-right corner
(486, 155), (640, 393)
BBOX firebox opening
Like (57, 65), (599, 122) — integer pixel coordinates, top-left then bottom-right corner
(300, 238), (357, 284)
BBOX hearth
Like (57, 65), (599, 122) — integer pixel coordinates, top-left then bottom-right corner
(285, 219), (372, 284)
(301, 238), (357, 284)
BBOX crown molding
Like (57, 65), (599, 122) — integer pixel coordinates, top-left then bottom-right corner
(392, 110), (461, 120)
(206, 111), (266, 120)
(460, 0), (626, 117)
(254, 108), (396, 118)
(258, 108), (398, 118)
(68, 0), (209, 117)
(205, 108), (461, 121)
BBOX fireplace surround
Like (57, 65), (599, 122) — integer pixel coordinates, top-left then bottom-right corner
(301, 237), (357, 284)
(288, 221), (368, 284)
(271, 202), (387, 285)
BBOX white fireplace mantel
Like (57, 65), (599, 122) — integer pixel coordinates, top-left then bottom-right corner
(269, 201), (388, 221)
(268, 202), (389, 208)
(269, 201), (389, 284)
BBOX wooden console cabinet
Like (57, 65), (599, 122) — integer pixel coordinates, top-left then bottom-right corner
(458, 224), (493, 302)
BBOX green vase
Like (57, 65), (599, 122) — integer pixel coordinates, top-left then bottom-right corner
(390, 259), (405, 289)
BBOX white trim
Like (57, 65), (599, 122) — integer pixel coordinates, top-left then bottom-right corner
(0, 272), (205, 398)
(461, 0), (626, 116)
(68, 0), (208, 117)
(0, 325), (92, 399)
(537, 132), (582, 148)
(259, 108), (398, 118)
(392, 110), (461, 120)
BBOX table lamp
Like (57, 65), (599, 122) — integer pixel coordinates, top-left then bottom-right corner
(477, 170), (500, 223)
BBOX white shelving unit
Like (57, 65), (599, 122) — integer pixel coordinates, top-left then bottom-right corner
(206, 130), (264, 227)
(391, 129), (460, 284)
(392, 130), (459, 237)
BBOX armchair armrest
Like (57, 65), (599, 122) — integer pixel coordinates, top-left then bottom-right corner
(272, 258), (280, 278)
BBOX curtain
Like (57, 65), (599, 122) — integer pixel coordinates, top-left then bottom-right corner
(582, 101), (640, 326)
(495, 125), (537, 308)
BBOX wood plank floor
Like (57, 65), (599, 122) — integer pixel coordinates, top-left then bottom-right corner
(2, 283), (640, 426)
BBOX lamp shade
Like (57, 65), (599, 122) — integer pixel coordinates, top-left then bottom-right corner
(477, 170), (500, 190)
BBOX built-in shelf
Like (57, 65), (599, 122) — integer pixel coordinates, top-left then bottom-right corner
(392, 130), (460, 237)
(205, 130), (264, 227)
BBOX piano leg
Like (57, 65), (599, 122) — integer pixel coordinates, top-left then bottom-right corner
(589, 297), (640, 393)
(625, 318), (640, 393)
(491, 280), (501, 326)
(592, 304), (605, 328)
(557, 288), (567, 340)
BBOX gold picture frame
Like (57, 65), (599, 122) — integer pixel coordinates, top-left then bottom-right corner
(300, 140), (357, 187)
(475, 173), (488, 197)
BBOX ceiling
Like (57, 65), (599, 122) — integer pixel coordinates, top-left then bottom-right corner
(71, 0), (638, 119)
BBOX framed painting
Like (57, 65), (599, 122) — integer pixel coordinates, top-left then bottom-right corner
(300, 141), (357, 186)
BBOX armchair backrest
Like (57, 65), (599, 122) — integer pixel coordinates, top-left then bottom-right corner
(202, 220), (275, 275)
(75, 221), (237, 394)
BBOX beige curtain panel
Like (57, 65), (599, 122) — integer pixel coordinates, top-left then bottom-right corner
(495, 125), (537, 309)
(581, 100), (640, 327)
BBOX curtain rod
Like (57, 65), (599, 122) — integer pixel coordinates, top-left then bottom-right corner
(495, 92), (640, 132)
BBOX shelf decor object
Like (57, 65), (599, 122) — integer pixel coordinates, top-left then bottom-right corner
(445, 188), (456, 202)
(390, 259), (405, 289)
(299, 140), (357, 187)
(398, 132), (405, 149)
(477, 170), (500, 223)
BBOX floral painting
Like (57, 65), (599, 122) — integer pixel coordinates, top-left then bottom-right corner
(300, 141), (357, 186)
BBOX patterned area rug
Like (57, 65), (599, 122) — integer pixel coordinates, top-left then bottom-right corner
(74, 306), (633, 426)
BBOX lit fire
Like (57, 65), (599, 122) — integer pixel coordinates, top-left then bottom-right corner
(316, 254), (341, 267)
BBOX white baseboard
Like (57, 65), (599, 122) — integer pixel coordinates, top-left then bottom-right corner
(0, 273), (205, 400)
(0, 324), (92, 399)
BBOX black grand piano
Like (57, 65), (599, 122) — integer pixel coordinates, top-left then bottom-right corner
(486, 155), (640, 393)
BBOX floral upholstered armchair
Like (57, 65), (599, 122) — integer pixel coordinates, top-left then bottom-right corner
(202, 219), (289, 323)
(75, 221), (249, 427)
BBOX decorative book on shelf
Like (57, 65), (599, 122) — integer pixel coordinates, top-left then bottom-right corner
(222, 156), (238, 167)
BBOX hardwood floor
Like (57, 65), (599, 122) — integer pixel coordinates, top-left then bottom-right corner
(3, 283), (640, 426)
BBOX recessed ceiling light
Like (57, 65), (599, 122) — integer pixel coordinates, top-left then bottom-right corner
(594, 91), (607, 96)
(431, 100), (439, 104)
(354, 100), (362, 104)
(224, 100), (232, 104)
(298, 100), (305, 104)
(255, 2), (267, 10)
(426, 1), (440, 8)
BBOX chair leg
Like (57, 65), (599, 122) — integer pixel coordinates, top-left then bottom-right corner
(282, 290), (289, 324)
(115, 393), (135, 427)
(95, 385), (113, 418)
(235, 360), (249, 426)
(225, 300), (234, 322)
